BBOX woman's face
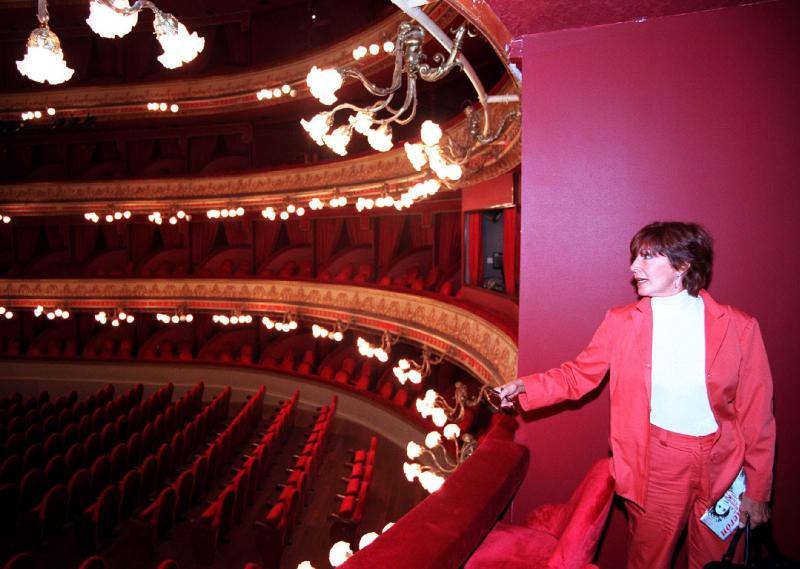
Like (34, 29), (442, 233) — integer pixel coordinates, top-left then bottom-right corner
(630, 249), (683, 297)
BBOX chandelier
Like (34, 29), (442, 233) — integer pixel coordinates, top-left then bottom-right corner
(17, 0), (203, 85)
(302, 21), (469, 156)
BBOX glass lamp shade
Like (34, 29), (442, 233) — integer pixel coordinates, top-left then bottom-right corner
(306, 66), (343, 105)
(86, 0), (138, 39)
(16, 26), (74, 85)
(154, 11), (204, 69)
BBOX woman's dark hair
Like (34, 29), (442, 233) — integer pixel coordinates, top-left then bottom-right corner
(629, 222), (714, 296)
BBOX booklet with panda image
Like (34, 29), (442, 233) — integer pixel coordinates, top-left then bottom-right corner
(700, 469), (746, 540)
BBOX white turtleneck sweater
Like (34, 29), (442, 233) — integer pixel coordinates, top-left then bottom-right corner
(650, 289), (718, 436)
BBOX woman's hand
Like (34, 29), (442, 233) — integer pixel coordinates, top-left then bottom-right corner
(494, 379), (526, 409)
(739, 495), (770, 528)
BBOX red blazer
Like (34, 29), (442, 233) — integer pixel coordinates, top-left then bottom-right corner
(518, 290), (775, 508)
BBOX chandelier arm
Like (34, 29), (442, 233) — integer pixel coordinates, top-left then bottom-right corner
(341, 67), (402, 99)
(417, 23), (467, 83)
(469, 108), (521, 145)
(390, 1), (491, 137)
(36, 0), (48, 24)
(421, 448), (457, 473)
(373, 79), (417, 126)
(95, 0), (156, 17)
(433, 446), (459, 470)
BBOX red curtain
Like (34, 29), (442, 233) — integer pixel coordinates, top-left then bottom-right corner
(436, 212), (460, 269)
(345, 218), (372, 246)
(159, 224), (186, 249)
(503, 207), (518, 297)
(44, 225), (67, 250)
(130, 224), (155, 262)
(73, 225), (100, 264)
(222, 219), (253, 246)
(285, 219), (309, 245)
(378, 216), (406, 271)
(101, 224), (126, 250)
(255, 223), (281, 265)
(467, 213), (483, 286)
(315, 218), (344, 266)
(14, 226), (39, 262)
(408, 215), (433, 248)
(191, 223), (218, 264)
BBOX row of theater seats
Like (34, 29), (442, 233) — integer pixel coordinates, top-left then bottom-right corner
(254, 397), (336, 569)
(191, 387), (297, 564)
(330, 435), (377, 542)
(127, 386), (234, 557)
(0, 383), (176, 562)
(0, 382), (229, 569)
(1, 388), (81, 450)
(75, 382), (210, 552)
(1, 384), (139, 525)
(1, 384), (134, 466)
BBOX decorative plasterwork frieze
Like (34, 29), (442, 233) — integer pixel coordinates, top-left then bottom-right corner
(0, 279), (518, 386)
(0, 4), (459, 122)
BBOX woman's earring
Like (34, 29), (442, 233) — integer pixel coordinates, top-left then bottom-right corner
(674, 273), (682, 289)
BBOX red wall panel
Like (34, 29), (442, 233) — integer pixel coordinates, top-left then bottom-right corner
(517, 2), (800, 565)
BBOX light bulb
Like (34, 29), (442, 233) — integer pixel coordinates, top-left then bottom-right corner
(306, 66), (342, 106)
(16, 26), (75, 85)
(443, 423), (461, 440)
(153, 11), (205, 69)
(420, 120), (443, 146)
(406, 441), (423, 459)
(328, 541), (353, 567)
(358, 532), (379, 550)
(86, 0), (138, 39)
(425, 431), (442, 448)
(368, 43), (380, 55)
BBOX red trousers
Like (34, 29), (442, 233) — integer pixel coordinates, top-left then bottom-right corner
(625, 425), (738, 569)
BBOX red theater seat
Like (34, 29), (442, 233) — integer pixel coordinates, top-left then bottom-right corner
(465, 459), (614, 569)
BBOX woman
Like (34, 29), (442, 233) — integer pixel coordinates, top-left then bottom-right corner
(496, 221), (775, 569)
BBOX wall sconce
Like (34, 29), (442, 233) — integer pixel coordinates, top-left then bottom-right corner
(415, 381), (502, 427)
(148, 209), (191, 225)
(356, 330), (398, 362)
(404, 422), (475, 494)
(212, 310), (253, 326)
(155, 306), (193, 324)
(393, 346), (446, 385)
(95, 308), (134, 326)
(85, 208), (132, 223)
(34, 304), (71, 320)
(0, 306), (15, 320)
(312, 320), (348, 342)
(0, 213), (11, 224)
(262, 313), (298, 332)
(207, 206), (245, 219)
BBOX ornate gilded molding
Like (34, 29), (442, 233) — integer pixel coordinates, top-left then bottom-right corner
(0, 278), (518, 386)
(0, 4), (459, 122)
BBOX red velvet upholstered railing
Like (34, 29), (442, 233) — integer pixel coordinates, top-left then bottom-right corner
(340, 418), (529, 569)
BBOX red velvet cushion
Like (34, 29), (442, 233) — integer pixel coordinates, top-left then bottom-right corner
(338, 495), (356, 518)
(265, 502), (284, 526)
(465, 523), (557, 569)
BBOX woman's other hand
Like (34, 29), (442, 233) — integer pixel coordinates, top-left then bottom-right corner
(494, 379), (526, 409)
(739, 495), (771, 528)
